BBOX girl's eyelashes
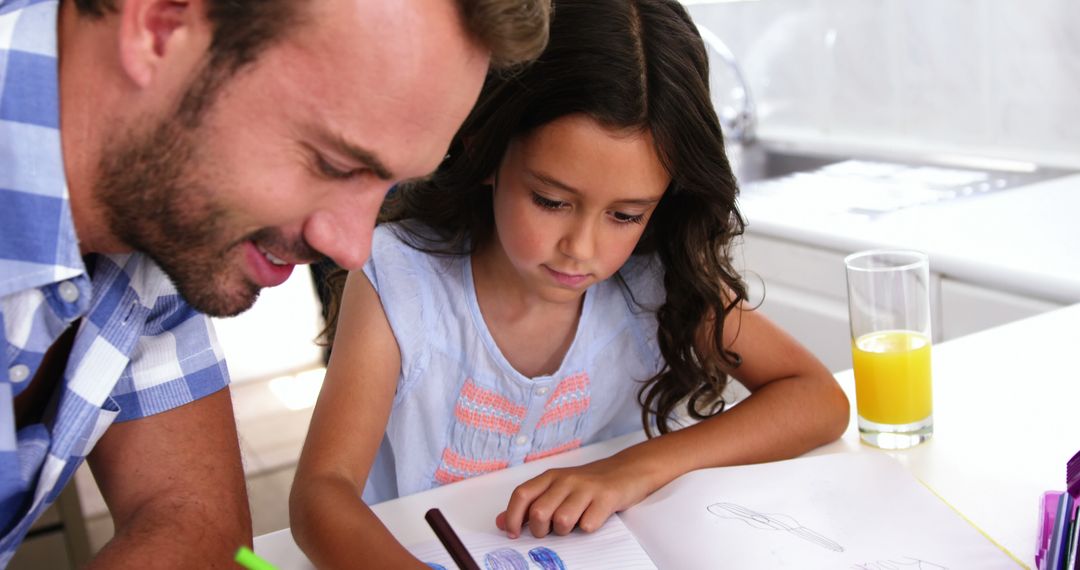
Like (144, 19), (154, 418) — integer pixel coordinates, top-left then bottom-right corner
(531, 191), (647, 224)
(315, 153), (365, 181)
(531, 192), (566, 210)
(612, 211), (646, 225)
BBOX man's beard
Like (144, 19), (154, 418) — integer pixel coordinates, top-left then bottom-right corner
(96, 115), (263, 317)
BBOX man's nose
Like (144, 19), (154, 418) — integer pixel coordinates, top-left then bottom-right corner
(303, 187), (389, 271)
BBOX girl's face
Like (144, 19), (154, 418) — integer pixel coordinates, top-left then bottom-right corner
(487, 114), (670, 304)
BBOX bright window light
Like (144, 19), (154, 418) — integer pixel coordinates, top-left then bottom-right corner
(268, 367), (326, 411)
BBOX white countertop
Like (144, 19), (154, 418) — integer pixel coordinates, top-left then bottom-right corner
(255, 303), (1080, 569)
(739, 172), (1080, 304)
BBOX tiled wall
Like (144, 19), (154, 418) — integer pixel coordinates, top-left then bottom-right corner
(687, 0), (1080, 167)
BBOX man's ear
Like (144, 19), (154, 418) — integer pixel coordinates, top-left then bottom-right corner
(117, 0), (208, 88)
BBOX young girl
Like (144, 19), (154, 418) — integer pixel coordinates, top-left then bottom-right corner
(290, 0), (849, 567)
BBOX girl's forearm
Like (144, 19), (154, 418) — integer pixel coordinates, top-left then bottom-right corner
(290, 475), (429, 570)
(615, 373), (849, 497)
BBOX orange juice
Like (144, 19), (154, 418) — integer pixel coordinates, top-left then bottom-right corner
(851, 330), (932, 425)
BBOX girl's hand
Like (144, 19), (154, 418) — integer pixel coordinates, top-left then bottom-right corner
(494, 455), (658, 539)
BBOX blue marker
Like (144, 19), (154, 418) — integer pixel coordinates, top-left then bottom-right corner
(483, 547), (528, 570)
(528, 546), (566, 570)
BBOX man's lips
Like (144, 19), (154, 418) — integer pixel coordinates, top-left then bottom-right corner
(256, 243), (291, 266)
(244, 240), (296, 287)
(251, 239), (320, 267)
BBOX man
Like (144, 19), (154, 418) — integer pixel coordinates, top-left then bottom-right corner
(0, 0), (548, 566)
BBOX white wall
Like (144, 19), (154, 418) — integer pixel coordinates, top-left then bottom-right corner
(212, 269), (324, 385)
(687, 0), (1080, 167)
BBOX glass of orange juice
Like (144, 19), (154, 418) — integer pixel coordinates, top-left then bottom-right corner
(844, 250), (933, 449)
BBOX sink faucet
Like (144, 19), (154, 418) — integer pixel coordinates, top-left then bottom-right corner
(696, 24), (756, 145)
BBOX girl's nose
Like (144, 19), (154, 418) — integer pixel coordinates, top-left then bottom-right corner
(559, 219), (596, 262)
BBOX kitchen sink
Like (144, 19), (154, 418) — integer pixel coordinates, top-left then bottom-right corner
(729, 143), (1075, 215)
(732, 145), (844, 183)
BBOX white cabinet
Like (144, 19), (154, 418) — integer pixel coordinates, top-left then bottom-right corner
(939, 278), (1063, 339)
(746, 279), (853, 372)
(737, 234), (1062, 372)
(737, 235), (855, 372)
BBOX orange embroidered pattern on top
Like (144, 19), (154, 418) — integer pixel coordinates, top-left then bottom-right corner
(434, 374), (592, 487)
(525, 439), (582, 462)
(454, 379), (527, 435)
(434, 448), (510, 485)
(536, 372), (591, 427)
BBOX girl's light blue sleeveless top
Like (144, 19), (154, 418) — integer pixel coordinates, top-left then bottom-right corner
(360, 223), (665, 504)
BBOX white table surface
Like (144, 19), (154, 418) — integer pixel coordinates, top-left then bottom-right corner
(255, 303), (1080, 569)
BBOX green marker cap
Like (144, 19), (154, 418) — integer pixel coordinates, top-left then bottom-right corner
(235, 546), (278, 570)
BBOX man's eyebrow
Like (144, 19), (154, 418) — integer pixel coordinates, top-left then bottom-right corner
(529, 170), (662, 206)
(323, 133), (395, 181)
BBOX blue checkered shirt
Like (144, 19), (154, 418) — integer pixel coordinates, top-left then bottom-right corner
(0, 0), (230, 563)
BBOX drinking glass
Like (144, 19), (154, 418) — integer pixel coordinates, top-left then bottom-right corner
(844, 250), (933, 449)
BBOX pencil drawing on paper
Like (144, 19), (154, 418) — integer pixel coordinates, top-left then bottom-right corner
(851, 557), (948, 569)
(707, 502), (845, 552)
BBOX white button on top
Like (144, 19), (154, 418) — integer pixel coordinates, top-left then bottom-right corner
(9, 364), (30, 383)
(58, 281), (80, 303)
(515, 435), (528, 446)
(534, 386), (549, 396)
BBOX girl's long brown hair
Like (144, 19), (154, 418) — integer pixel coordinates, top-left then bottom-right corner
(325, 0), (747, 436)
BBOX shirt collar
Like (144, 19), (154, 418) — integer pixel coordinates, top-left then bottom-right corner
(0, 0), (85, 297)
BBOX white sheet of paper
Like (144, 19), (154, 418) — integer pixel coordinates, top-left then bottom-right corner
(620, 452), (1019, 569)
(405, 512), (657, 569)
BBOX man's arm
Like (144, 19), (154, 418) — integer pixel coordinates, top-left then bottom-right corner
(85, 388), (252, 568)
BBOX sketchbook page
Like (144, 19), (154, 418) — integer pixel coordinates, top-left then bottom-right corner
(405, 512), (657, 570)
(620, 452), (1018, 569)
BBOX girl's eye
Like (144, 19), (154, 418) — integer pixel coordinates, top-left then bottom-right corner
(612, 211), (646, 225)
(316, 155), (364, 180)
(531, 192), (565, 210)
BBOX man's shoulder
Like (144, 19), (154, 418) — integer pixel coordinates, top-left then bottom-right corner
(90, 253), (216, 340)
(96, 253), (228, 421)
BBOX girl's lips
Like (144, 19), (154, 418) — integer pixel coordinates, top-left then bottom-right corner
(544, 265), (589, 288)
(244, 240), (295, 288)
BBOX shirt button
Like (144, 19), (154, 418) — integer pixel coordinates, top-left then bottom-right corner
(535, 386), (549, 396)
(9, 365), (30, 383)
(58, 281), (80, 303)
(515, 435), (528, 446)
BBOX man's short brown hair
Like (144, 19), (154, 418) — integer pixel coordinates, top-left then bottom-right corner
(456, 0), (551, 68)
(73, 0), (550, 74)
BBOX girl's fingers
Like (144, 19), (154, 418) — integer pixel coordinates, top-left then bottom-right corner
(500, 473), (554, 538)
(577, 495), (618, 534)
(500, 468), (626, 538)
(550, 490), (593, 536)
(525, 481), (575, 538)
